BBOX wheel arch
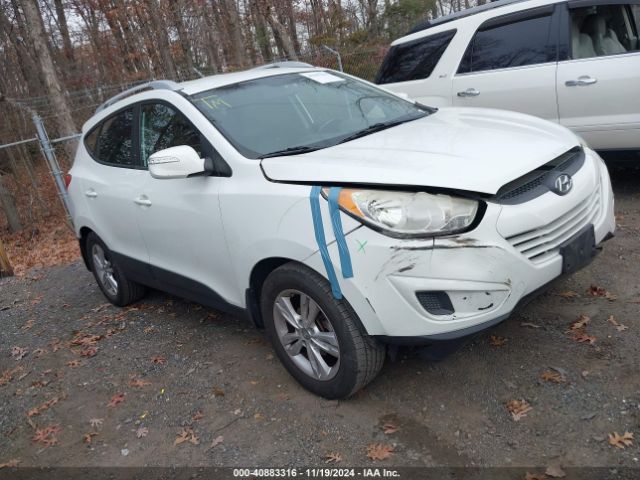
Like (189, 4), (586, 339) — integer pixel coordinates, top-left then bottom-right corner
(246, 257), (294, 329)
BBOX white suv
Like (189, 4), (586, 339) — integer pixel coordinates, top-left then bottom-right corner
(68, 65), (615, 398)
(377, 0), (640, 158)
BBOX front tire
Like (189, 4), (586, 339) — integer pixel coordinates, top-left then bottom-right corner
(261, 263), (385, 399)
(86, 232), (146, 307)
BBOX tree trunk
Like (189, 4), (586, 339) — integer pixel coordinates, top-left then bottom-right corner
(171, 0), (196, 76)
(219, 0), (247, 68)
(21, 0), (77, 158)
(0, 173), (21, 233)
(145, 0), (178, 79)
(53, 0), (74, 63)
(0, 237), (14, 277)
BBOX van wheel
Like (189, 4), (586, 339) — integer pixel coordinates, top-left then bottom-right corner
(86, 232), (146, 307)
(261, 262), (385, 399)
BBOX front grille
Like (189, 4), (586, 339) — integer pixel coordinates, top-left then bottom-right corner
(494, 148), (585, 204)
(416, 291), (454, 315)
(505, 183), (602, 263)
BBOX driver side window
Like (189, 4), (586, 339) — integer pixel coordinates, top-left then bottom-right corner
(140, 103), (207, 167)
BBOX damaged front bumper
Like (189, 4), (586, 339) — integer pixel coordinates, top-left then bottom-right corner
(305, 150), (616, 341)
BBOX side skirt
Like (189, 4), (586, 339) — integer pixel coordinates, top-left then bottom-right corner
(109, 251), (250, 321)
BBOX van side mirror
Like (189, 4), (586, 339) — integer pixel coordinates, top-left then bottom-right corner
(148, 146), (205, 179)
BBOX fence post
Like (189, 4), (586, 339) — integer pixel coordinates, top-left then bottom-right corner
(322, 45), (343, 72)
(32, 114), (73, 224)
(0, 238), (13, 277)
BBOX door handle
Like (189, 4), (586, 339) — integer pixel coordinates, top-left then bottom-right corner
(457, 88), (480, 97)
(565, 76), (598, 87)
(85, 189), (97, 198)
(134, 195), (152, 207)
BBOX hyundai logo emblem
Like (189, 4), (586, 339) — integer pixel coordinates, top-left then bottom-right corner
(553, 173), (573, 195)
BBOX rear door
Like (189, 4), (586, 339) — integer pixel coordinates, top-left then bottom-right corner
(81, 107), (149, 276)
(452, 5), (561, 121)
(556, 1), (640, 150)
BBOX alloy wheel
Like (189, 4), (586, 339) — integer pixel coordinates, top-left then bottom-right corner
(273, 289), (340, 381)
(92, 244), (118, 297)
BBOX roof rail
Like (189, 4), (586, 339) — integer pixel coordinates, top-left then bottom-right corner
(407, 0), (531, 35)
(95, 80), (182, 113)
(251, 61), (314, 70)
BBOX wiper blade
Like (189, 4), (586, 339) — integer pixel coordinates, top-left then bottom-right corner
(338, 118), (414, 144)
(258, 145), (322, 159)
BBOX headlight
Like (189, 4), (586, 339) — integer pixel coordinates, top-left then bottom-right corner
(323, 188), (480, 237)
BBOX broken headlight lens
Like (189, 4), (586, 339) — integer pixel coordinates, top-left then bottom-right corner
(323, 188), (479, 237)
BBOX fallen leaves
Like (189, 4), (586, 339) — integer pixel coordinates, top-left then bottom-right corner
(89, 418), (104, 429)
(569, 315), (590, 330)
(558, 290), (578, 299)
(79, 346), (99, 358)
(136, 426), (149, 438)
(324, 452), (343, 463)
(490, 335), (507, 347)
(26, 396), (61, 417)
(83, 432), (98, 444)
(382, 422), (398, 435)
(10, 346), (28, 360)
(174, 427), (199, 446)
(608, 431), (634, 449)
(545, 465), (566, 478)
(209, 435), (224, 450)
(211, 386), (225, 398)
(191, 411), (204, 422)
(506, 399), (533, 421)
(128, 378), (151, 388)
(569, 330), (597, 345)
(0, 459), (20, 469)
(107, 393), (125, 408)
(366, 443), (394, 461)
(566, 315), (596, 345)
(607, 315), (628, 332)
(66, 359), (82, 368)
(540, 370), (566, 384)
(32, 425), (61, 447)
(70, 332), (102, 347)
(0, 366), (23, 387)
(151, 355), (166, 365)
(587, 285), (617, 301)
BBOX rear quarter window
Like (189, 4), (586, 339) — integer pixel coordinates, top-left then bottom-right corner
(376, 29), (456, 84)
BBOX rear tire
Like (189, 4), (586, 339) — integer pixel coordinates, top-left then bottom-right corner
(261, 262), (385, 398)
(86, 232), (146, 307)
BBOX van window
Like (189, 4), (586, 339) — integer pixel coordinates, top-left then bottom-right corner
(376, 30), (456, 84)
(458, 13), (556, 73)
(570, 4), (640, 59)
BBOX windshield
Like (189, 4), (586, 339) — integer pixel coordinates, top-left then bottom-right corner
(189, 71), (430, 159)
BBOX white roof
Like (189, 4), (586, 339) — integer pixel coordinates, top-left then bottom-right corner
(179, 66), (319, 95)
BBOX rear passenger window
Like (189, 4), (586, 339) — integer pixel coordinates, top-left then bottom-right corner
(90, 109), (135, 167)
(376, 30), (456, 84)
(458, 12), (556, 73)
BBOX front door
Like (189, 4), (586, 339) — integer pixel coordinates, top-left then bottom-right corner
(133, 101), (239, 308)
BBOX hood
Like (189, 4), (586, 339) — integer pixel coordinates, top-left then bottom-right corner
(260, 107), (581, 195)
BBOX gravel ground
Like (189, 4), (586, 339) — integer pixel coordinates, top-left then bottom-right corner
(0, 164), (639, 472)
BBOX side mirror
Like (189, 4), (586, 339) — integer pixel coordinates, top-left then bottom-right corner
(148, 146), (205, 179)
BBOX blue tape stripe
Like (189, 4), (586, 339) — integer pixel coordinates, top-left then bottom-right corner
(328, 187), (354, 279)
(310, 186), (342, 299)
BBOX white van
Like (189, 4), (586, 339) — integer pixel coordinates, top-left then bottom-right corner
(378, 0), (640, 159)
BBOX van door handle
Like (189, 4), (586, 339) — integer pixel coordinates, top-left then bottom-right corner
(134, 195), (152, 207)
(565, 76), (597, 87)
(85, 189), (97, 198)
(457, 88), (480, 97)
